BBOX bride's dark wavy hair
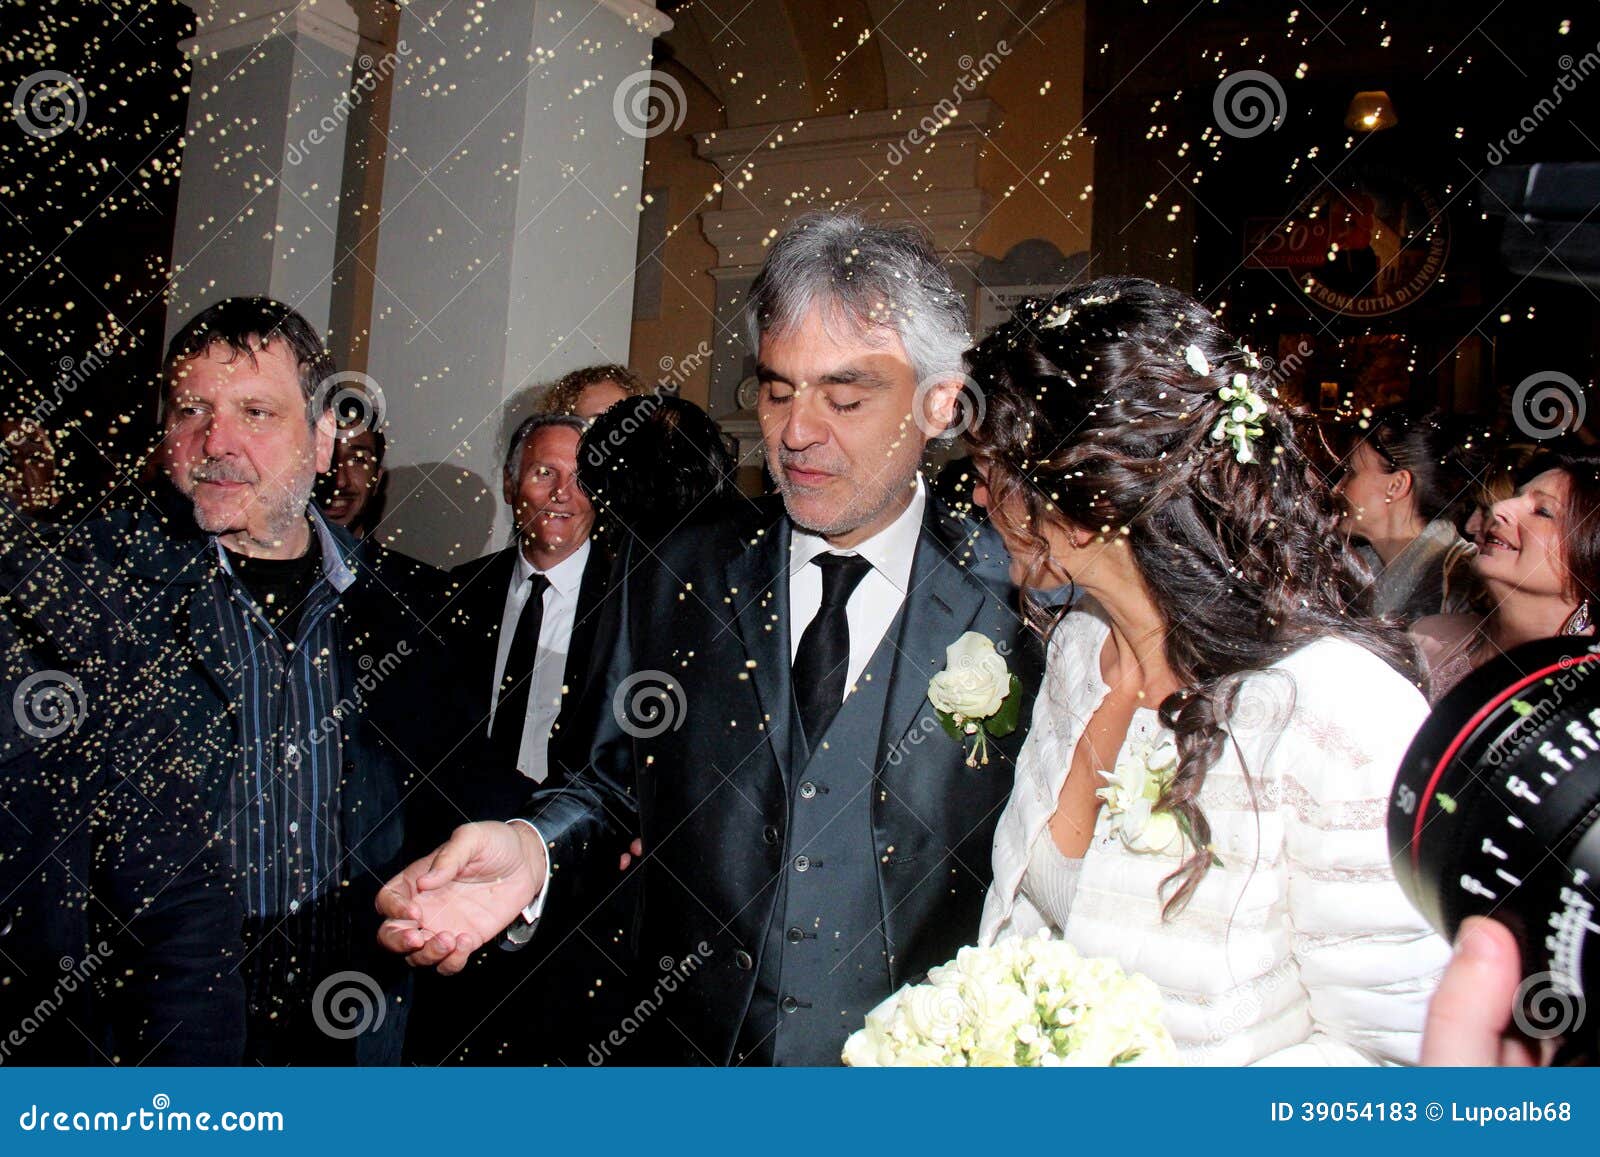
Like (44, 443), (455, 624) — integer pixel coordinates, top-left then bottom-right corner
(965, 276), (1418, 916)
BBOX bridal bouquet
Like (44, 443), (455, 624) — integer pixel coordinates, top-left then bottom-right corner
(842, 929), (1177, 1067)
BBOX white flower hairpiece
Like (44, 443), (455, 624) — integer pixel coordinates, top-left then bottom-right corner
(1210, 372), (1269, 463)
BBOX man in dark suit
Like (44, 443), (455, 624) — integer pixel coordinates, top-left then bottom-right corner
(378, 212), (1038, 1066)
(438, 413), (614, 815)
(406, 412), (623, 1064)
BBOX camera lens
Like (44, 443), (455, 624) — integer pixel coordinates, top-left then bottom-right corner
(1389, 637), (1598, 1049)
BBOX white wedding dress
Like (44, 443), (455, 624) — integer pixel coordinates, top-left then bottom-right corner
(979, 601), (1451, 1065)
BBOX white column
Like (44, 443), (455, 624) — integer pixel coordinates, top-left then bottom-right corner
(168, 0), (363, 340)
(363, 0), (672, 567)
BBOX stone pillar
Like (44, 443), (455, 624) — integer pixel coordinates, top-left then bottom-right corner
(168, 0), (363, 341)
(362, 0), (672, 567)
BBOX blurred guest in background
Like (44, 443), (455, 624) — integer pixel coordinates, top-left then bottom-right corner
(1413, 451), (1600, 702)
(578, 393), (739, 546)
(416, 412), (619, 1064)
(1334, 405), (1488, 624)
(0, 416), (60, 515)
(316, 416), (387, 538)
(536, 363), (648, 419)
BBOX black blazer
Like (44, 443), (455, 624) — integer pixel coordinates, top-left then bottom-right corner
(437, 541), (615, 815)
(523, 494), (1041, 1064)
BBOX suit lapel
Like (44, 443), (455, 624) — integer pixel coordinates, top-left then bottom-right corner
(725, 515), (795, 785)
(877, 503), (990, 764)
(562, 542), (613, 705)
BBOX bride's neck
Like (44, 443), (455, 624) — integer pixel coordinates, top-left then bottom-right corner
(1076, 563), (1180, 701)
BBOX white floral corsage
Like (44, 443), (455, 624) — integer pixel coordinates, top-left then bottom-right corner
(927, 631), (1022, 767)
(1097, 733), (1220, 863)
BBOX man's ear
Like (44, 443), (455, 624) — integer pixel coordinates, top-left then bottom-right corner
(313, 410), (337, 473)
(919, 375), (964, 441)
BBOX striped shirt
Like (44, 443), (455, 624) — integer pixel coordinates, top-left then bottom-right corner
(200, 511), (356, 1056)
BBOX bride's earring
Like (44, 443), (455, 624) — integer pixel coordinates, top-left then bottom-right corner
(1562, 599), (1592, 636)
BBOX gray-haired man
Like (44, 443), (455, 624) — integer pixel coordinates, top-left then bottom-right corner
(379, 212), (1039, 1065)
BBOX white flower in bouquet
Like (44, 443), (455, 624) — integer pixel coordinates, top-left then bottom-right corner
(842, 929), (1177, 1067)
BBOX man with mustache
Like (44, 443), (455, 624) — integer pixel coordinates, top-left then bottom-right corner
(379, 213), (1038, 1065)
(5, 297), (470, 1064)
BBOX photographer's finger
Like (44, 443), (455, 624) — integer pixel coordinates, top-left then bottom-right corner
(1422, 917), (1523, 1066)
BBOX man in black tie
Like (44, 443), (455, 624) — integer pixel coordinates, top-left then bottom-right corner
(409, 411), (619, 1062)
(442, 413), (611, 810)
(379, 212), (1038, 1065)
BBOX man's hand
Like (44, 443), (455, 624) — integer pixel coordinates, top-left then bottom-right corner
(376, 821), (547, 975)
(618, 837), (643, 871)
(1422, 916), (1550, 1066)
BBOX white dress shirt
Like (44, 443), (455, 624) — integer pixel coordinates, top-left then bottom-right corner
(489, 538), (590, 784)
(788, 478), (925, 700)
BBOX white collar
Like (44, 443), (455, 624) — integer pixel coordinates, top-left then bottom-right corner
(788, 475), (925, 590)
(515, 536), (591, 596)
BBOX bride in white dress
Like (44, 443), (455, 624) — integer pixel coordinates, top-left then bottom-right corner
(962, 279), (1450, 1065)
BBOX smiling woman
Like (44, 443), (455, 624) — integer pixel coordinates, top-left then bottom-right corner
(1411, 451), (1600, 702)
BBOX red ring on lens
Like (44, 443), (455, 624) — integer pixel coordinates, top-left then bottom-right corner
(1411, 653), (1600, 868)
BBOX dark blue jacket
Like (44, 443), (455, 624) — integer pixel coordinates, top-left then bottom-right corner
(1, 487), (475, 1064)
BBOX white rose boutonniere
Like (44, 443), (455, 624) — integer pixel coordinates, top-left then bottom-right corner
(927, 631), (1022, 767)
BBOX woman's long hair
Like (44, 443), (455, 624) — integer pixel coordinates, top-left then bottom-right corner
(965, 277), (1418, 915)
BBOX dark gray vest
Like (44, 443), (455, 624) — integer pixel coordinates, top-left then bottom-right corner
(736, 621), (902, 1066)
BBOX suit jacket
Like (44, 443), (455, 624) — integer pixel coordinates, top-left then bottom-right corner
(0, 486), (469, 1064)
(406, 539), (622, 1065)
(524, 493), (1041, 1064)
(436, 541), (614, 814)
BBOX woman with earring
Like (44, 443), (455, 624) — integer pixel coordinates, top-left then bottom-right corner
(965, 279), (1448, 1065)
(1411, 452), (1600, 704)
(1332, 406), (1487, 626)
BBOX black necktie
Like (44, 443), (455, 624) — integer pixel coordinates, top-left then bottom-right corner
(492, 572), (551, 758)
(793, 552), (874, 748)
